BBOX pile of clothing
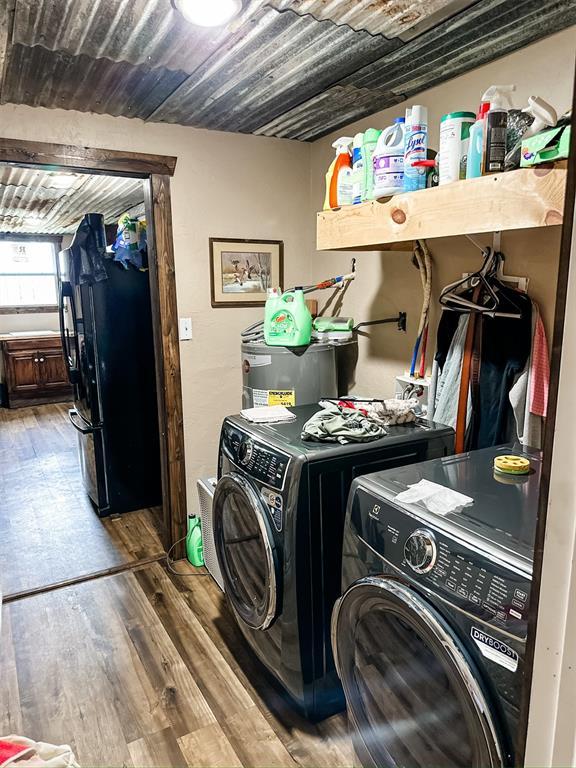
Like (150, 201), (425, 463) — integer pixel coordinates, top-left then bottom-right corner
(301, 398), (418, 445)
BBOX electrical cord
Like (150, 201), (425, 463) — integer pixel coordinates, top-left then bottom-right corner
(165, 533), (211, 577)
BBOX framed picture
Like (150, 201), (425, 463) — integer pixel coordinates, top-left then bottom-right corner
(209, 237), (284, 308)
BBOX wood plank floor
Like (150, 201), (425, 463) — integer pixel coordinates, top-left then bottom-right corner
(0, 562), (352, 767)
(0, 403), (165, 597)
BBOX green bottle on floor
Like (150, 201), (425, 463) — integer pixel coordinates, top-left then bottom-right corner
(186, 516), (204, 567)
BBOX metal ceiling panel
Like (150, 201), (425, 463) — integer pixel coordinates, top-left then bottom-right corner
(268, 0), (477, 40)
(11, 0), (268, 75)
(257, 0), (576, 140)
(342, 0), (576, 99)
(255, 84), (404, 140)
(2, 43), (188, 119)
(0, 167), (144, 233)
(148, 7), (399, 130)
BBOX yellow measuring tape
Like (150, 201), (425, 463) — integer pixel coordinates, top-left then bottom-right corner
(494, 455), (531, 475)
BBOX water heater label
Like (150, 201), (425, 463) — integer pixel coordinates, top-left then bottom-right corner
(268, 390), (295, 407)
(471, 627), (518, 672)
(245, 354), (271, 368)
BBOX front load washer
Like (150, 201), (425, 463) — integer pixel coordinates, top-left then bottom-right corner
(213, 404), (454, 720)
(332, 444), (541, 766)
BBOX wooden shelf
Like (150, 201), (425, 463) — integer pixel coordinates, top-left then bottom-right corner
(317, 166), (567, 251)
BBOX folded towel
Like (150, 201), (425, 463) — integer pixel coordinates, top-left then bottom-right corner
(240, 406), (296, 424)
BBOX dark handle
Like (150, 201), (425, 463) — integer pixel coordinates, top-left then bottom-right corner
(59, 281), (81, 385)
(68, 408), (95, 435)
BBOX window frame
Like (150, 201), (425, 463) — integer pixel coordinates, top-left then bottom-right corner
(0, 233), (62, 314)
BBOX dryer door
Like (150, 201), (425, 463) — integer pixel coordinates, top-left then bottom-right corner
(332, 576), (506, 768)
(213, 473), (279, 631)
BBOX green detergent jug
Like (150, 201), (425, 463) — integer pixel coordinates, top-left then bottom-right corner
(264, 288), (312, 347)
(186, 515), (204, 567)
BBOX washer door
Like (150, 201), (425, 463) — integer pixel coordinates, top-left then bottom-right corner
(213, 473), (279, 630)
(332, 577), (505, 768)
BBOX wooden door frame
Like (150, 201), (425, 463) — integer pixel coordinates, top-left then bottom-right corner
(0, 137), (186, 557)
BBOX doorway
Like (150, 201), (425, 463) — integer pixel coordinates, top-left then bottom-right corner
(0, 142), (186, 600)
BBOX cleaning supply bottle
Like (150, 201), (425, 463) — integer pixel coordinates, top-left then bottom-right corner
(351, 132), (364, 204)
(466, 101), (490, 179)
(372, 117), (405, 198)
(186, 515), (204, 567)
(403, 105), (428, 192)
(481, 85), (515, 174)
(264, 288), (312, 347)
(362, 128), (382, 201)
(520, 96), (558, 140)
(324, 137), (353, 209)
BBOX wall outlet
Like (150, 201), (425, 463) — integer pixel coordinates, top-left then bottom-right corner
(179, 317), (193, 340)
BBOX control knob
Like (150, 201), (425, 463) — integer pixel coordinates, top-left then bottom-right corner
(238, 439), (254, 466)
(404, 529), (437, 574)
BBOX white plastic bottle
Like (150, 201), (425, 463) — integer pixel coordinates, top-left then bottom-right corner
(372, 118), (406, 198)
(403, 105), (428, 192)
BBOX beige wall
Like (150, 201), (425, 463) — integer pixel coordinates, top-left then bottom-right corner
(0, 105), (312, 508)
(309, 26), (576, 398)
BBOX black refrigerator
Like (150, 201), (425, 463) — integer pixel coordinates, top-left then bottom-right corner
(58, 213), (161, 517)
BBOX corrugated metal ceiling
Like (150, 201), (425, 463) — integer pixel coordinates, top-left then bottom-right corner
(1, 0), (574, 141)
(0, 167), (145, 233)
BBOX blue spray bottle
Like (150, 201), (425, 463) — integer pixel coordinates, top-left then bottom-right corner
(403, 105), (428, 192)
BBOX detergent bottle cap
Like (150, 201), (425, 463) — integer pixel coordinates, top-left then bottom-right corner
(481, 85), (516, 110)
(522, 96), (558, 137)
(331, 136), (353, 153)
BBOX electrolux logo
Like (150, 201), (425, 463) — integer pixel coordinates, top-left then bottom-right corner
(369, 504), (381, 520)
(471, 627), (519, 672)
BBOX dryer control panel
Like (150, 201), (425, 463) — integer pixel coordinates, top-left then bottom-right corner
(352, 487), (531, 639)
(220, 422), (290, 491)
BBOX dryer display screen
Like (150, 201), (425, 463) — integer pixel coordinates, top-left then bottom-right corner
(220, 424), (290, 491)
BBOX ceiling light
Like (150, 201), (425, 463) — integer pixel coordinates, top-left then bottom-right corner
(47, 173), (77, 189)
(174, 0), (242, 27)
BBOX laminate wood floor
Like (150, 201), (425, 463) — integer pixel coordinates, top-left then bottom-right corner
(0, 562), (352, 767)
(0, 403), (165, 598)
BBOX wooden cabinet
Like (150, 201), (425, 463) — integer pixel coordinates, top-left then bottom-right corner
(1, 336), (73, 408)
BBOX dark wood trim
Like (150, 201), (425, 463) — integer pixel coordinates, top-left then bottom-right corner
(0, 305), (58, 314)
(0, 137), (177, 177)
(209, 237), (284, 308)
(2, 554), (166, 604)
(145, 175), (187, 559)
(516, 64), (576, 766)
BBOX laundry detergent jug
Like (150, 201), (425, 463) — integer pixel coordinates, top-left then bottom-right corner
(264, 289), (312, 347)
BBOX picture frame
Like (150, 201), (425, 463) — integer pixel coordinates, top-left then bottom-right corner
(209, 237), (284, 308)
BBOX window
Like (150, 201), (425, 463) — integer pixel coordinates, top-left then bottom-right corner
(0, 239), (59, 312)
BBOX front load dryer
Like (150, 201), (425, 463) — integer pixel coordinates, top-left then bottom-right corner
(332, 444), (541, 766)
(213, 404), (454, 720)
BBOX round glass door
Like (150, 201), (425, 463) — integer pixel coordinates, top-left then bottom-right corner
(213, 474), (279, 630)
(332, 577), (505, 768)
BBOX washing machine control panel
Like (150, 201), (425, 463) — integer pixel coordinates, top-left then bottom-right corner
(354, 488), (531, 638)
(221, 424), (290, 491)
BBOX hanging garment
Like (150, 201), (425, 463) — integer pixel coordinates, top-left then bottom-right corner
(509, 301), (550, 449)
(435, 284), (532, 450)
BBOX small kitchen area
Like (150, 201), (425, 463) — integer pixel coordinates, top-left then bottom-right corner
(0, 169), (165, 601)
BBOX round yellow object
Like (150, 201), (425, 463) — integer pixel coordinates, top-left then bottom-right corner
(494, 455), (531, 475)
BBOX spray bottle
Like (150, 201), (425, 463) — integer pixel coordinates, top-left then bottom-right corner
(352, 133), (365, 204)
(324, 137), (353, 209)
(482, 85), (516, 174)
(403, 105), (428, 192)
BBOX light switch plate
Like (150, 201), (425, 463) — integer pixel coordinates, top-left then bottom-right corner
(179, 317), (193, 340)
